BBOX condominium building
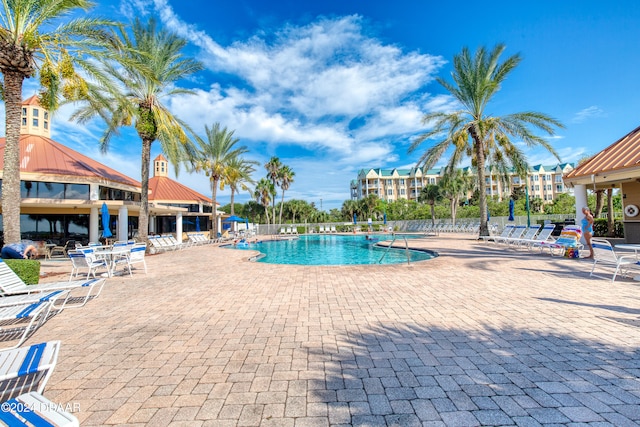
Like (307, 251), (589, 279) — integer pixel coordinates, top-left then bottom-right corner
(350, 163), (574, 203)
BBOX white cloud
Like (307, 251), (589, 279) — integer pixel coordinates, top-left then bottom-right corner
(571, 106), (605, 124)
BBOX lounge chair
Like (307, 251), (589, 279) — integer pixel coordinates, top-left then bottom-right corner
(330, 226), (337, 233)
(495, 225), (527, 245)
(516, 223), (556, 250)
(0, 341), (60, 400)
(49, 240), (75, 258)
(0, 391), (79, 426)
(480, 224), (515, 243)
(503, 225), (541, 248)
(319, 226), (325, 233)
(0, 260), (106, 309)
(590, 238), (640, 282)
(0, 301), (55, 349)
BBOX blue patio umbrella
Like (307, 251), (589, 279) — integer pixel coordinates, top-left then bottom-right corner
(353, 213), (357, 224)
(487, 209), (490, 222)
(508, 199), (515, 221)
(195, 216), (201, 232)
(383, 212), (387, 225)
(223, 215), (245, 223)
(101, 202), (112, 238)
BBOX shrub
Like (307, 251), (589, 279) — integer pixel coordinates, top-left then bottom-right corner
(593, 218), (624, 238)
(4, 259), (41, 285)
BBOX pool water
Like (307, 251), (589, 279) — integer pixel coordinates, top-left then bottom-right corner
(225, 234), (437, 265)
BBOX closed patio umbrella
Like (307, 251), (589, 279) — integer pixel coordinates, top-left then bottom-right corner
(101, 203), (112, 238)
(195, 217), (201, 232)
(508, 199), (515, 221)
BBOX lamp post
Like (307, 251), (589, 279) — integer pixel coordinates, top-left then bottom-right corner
(525, 175), (531, 227)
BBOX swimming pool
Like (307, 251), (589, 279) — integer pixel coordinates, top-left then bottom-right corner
(225, 234), (437, 265)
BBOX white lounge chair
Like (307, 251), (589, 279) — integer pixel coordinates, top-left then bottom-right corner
(590, 238), (640, 282)
(495, 225), (527, 245)
(0, 260), (106, 309)
(319, 226), (325, 233)
(479, 224), (514, 243)
(503, 225), (541, 248)
(518, 224), (556, 250)
(0, 301), (55, 349)
(0, 341), (60, 400)
(330, 226), (337, 233)
(0, 391), (79, 426)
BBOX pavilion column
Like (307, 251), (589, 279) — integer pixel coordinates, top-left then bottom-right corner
(176, 212), (183, 243)
(149, 216), (156, 234)
(574, 184), (588, 222)
(89, 207), (99, 243)
(118, 206), (128, 241)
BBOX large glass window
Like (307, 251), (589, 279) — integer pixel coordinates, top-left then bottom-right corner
(21, 181), (89, 199)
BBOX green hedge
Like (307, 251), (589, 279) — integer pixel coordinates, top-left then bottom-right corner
(4, 259), (40, 285)
(593, 218), (625, 238)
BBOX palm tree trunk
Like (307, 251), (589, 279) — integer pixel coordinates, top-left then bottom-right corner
(230, 189), (236, 216)
(138, 138), (152, 242)
(278, 191), (285, 227)
(607, 188), (615, 237)
(450, 199), (457, 225)
(1, 71), (26, 244)
(211, 178), (219, 238)
(594, 190), (604, 218)
(471, 128), (489, 237)
(430, 203), (435, 225)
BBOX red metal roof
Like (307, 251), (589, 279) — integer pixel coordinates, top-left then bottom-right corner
(148, 175), (212, 204)
(565, 125), (640, 180)
(0, 134), (141, 188)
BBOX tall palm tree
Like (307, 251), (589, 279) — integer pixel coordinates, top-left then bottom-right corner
(192, 123), (249, 238)
(70, 18), (203, 242)
(0, 0), (115, 243)
(264, 156), (282, 225)
(224, 156), (258, 216)
(277, 165), (295, 226)
(409, 44), (563, 236)
(341, 199), (359, 222)
(254, 178), (275, 226)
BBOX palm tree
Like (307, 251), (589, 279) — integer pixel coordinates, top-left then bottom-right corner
(224, 156), (258, 216)
(264, 156), (282, 225)
(193, 123), (249, 238)
(0, 0), (115, 243)
(277, 165), (295, 226)
(70, 18), (203, 242)
(341, 199), (359, 222)
(409, 44), (563, 236)
(438, 170), (475, 225)
(254, 178), (276, 226)
(419, 185), (442, 225)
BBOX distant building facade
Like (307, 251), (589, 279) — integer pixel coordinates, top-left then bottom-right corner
(350, 163), (575, 204)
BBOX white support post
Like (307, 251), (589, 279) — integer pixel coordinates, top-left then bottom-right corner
(176, 212), (183, 244)
(118, 206), (128, 241)
(89, 207), (99, 243)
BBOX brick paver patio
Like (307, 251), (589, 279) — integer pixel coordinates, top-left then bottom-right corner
(18, 234), (640, 426)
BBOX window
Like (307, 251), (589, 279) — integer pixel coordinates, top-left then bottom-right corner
(22, 118), (27, 126)
(44, 112), (48, 119)
(555, 176), (563, 183)
(22, 108), (27, 116)
(33, 108), (39, 117)
(387, 189), (393, 196)
(556, 184), (563, 192)
(399, 179), (405, 185)
(399, 189), (406, 195)
(32, 118), (38, 127)
(547, 185), (552, 191)
(44, 121), (48, 130)
(535, 185), (540, 191)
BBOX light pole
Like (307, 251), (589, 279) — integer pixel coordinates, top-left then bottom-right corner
(525, 174), (531, 227)
(320, 198), (323, 211)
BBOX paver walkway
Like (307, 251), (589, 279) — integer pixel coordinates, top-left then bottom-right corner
(20, 234), (640, 426)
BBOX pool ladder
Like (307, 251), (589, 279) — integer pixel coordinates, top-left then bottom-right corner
(378, 236), (411, 265)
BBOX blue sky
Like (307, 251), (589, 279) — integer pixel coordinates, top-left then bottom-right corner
(4, 0), (640, 210)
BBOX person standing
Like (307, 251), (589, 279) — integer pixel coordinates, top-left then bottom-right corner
(581, 206), (594, 259)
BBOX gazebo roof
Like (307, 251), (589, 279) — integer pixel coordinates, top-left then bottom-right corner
(564, 125), (640, 185)
(148, 175), (212, 205)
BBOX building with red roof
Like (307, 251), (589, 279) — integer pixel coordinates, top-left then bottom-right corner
(0, 96), (215, 244)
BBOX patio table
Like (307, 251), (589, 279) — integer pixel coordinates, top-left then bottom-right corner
(93, 246), (131, 277)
